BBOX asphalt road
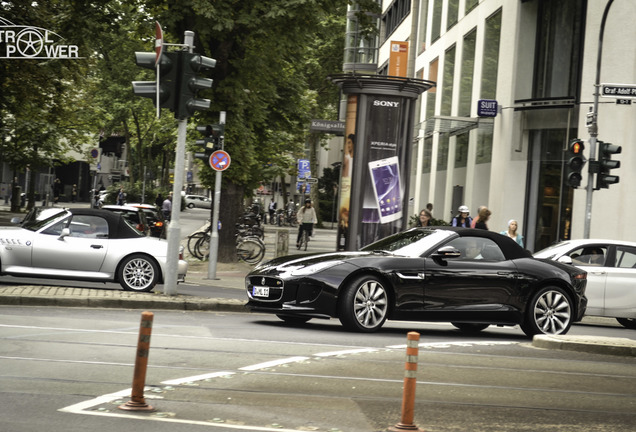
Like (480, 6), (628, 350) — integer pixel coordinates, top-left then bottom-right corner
(1, 307), (634, 432)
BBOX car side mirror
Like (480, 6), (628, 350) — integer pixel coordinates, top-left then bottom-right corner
(10, 217), (23, 225)
(432, 246), (461, 259)
(58, 227), (71, 240)
(557, 255), (573, 265)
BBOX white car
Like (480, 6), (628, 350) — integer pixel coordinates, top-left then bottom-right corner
(1, 208), (187, 292)
(534, 239), (636, 329)
(185, 194), (212, 209)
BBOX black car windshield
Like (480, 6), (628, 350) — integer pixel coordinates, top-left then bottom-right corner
(361, 229), (455, 257)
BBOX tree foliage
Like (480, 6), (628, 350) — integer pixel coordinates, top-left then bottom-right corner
(1, 0), (379, 260)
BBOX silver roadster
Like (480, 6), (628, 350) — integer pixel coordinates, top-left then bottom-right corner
(1, 208), (187, 292)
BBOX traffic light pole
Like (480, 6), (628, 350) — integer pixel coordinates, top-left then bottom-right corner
(164, 31), (195, 296)
(584, 0), (614, 239)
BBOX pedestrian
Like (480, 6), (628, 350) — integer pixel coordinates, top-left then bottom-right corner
(162, 194), (172, 221)
(414, 208), (433, 227)
(451, 205), (472, 227)
(474, 207), (491, 230)
(71, 184), (77, 203)
(296, 198), (318, 249)
(470, 205), (486, 228)
(268, 198), (277, 223)
(342, 133), (355, 177)
(53, 178), (62, 205)
(500, 219), (524, 247)
(155, 193), (163, 208)
(117, 187), (125, 205)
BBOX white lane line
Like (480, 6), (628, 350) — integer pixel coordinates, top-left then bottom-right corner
(386, 341), (517, 349)
(314, 348), (379, 357)
(161, 371), (235, 385)
(238, 356), (309, 371)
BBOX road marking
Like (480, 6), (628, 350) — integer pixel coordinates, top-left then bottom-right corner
(161, 371), (235, 385)
(238, 356), (309, 371)
(314, 347), (379, 357)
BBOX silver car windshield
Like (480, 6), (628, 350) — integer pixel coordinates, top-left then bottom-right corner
(22, 209), (68, 232)
(361, 229), (455, 257)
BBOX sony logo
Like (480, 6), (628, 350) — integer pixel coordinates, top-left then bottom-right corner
(373, 100), (400, 108)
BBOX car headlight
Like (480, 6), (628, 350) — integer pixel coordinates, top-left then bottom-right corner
(289, 261), (343, 276)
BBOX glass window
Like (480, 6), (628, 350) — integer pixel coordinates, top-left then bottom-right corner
(615, 246), (636, 269)
(476, 126), (493, 164)
(426, 58), (438, 119)
(459, 28), (477, 117)
(455, 133), (469, 168)
(431, 0), (443, 42)
(417, 0), (429, 53)
(69, 215), (109, 239)
(446, 237), (505, 261)
(465, 0), (478, 14)
(437, 133), (449, 170)
(422, 137), (433, 173)
(42, 215), (71, 236)
(566, 246), (607, 267)
(441, 45), (456, 116)
(447, 0), (458, 30)
(481, 9), (501, 100)
(533, 0), (584, 99)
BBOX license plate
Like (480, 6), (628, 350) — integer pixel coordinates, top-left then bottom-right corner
(253, 286), (269, 297)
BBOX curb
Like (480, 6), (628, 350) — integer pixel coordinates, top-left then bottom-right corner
(533, 334), (636, 357)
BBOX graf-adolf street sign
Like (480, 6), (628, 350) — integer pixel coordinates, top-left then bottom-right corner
(210, 150), (231, 171)
(600, 83), (636, 99)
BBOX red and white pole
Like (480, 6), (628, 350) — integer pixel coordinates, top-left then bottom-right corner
(389, 331), (425, 432)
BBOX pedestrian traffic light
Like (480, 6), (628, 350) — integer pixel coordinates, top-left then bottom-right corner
(596, 141), (621, 189)
(565, 138), (586, 188)
(132, 51), (179, 114)
(176, 52), (216, 119)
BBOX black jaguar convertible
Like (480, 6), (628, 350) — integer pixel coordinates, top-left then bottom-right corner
(245, 227), (587, 337)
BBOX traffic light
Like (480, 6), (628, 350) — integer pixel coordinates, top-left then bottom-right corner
(194, 124), (223, 162)
(176, 52), (216, 119)
(565, 138), (586, 188)
(596, 141), (621, 189)
(132, 51), (179, 113)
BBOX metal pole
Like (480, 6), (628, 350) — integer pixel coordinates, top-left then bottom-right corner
(164, 30), (194, 296)
(208, 111), (226, 279)
(584, 0), (614, 239)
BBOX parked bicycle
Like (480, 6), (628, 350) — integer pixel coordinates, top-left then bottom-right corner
(235, 224), (265, 264)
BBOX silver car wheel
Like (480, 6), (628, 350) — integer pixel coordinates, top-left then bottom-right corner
(119, 254), (158, 292)
(353, 279), (388, 329)
(532, 289), (572, 335)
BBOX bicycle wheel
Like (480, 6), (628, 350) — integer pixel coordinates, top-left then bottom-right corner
(237, 238), (265, 264)
(188, 232), (207, 259)
(195, 234), (210, 261)
(303, 231), (309, 251)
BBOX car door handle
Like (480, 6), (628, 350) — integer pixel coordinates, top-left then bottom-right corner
(91, 244), (103, 249)
(396, 272), (426, 280)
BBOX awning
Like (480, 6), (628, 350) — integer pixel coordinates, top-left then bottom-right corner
(419, 116), (493, 137)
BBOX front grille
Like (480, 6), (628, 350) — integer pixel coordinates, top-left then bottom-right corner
(246, 275), (284, 302)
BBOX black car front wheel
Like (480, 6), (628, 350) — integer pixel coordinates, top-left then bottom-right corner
(338, 275), (390, 332)
(118, 254), (159, 292)
(521, 286), (573, 337)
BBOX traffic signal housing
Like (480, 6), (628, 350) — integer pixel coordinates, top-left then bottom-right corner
(177, 52), (216, 119)
(596, 141), (621, 189)
(132, 51), (178, 113)
(194, 124), (223, 162)
(565, 138), (586, 188)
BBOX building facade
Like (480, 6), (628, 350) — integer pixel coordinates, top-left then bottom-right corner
(371, 0), (635, 251)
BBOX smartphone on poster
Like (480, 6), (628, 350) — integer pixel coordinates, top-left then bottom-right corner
(368, 156), (402, 224)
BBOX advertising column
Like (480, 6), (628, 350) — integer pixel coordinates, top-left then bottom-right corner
(331, 75), (435, 250)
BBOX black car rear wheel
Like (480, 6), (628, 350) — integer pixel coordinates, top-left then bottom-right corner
(521, 286), (573, 337)
(118, 254), (159, 292)
(338, 275), (390, 332)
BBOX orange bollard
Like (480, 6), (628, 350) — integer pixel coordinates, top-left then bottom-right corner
(119, 311), (155, 411)
(388, 331), (425, 432)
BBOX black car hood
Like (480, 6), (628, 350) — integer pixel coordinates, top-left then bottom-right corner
(253, 251), (379, 273)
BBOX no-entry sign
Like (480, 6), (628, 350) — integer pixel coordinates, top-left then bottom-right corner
(210, 150), (231, 171)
